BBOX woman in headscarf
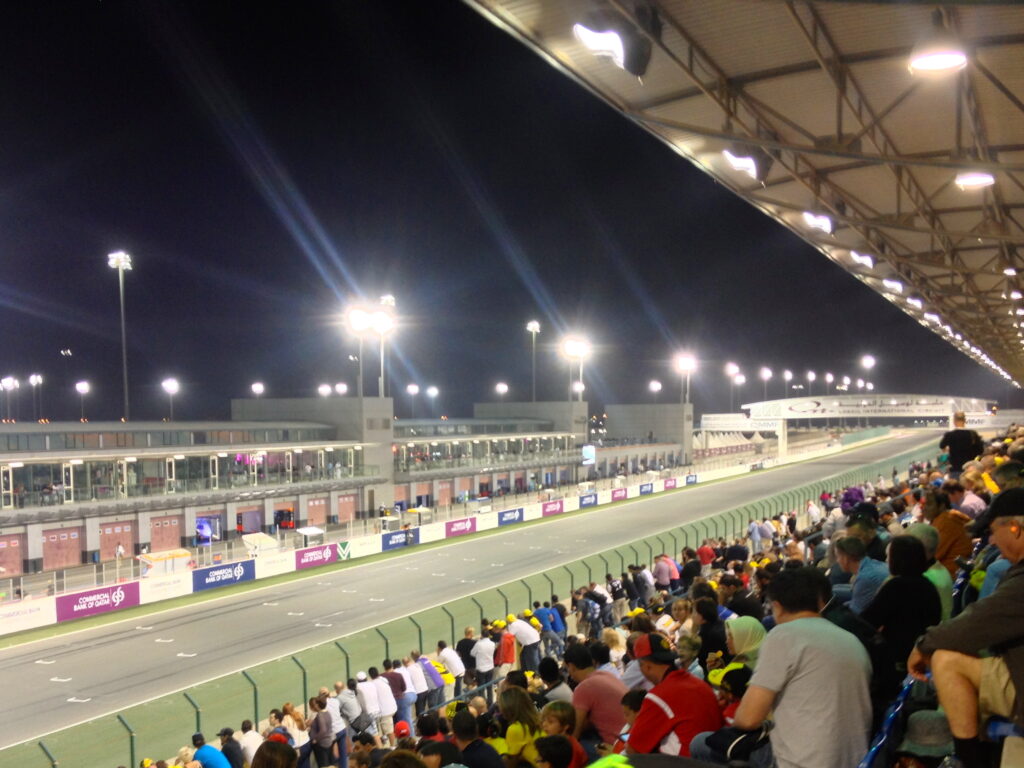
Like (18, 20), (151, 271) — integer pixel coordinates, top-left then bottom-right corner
(724, 615), (766, 669)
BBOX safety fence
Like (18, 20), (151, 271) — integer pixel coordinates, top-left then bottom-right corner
(10, 441), (936, 768)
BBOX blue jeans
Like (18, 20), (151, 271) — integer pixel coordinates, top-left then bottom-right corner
(520, 642), (541, 673)
(689, 731), (774, 768)
(397, 691), (416, 731)
(335, 729), (348, 768)
(541, 630), (564, 659)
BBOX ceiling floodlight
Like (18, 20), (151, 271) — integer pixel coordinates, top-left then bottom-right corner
(882, 279), (904, 294)
(923, 312), (941, 323)
(955, 171), (995, 191)
(907, 297), (924, 310)
(1005, 268), (1018, 276)
(850, 251), (874, 269)
(909, 10), (967, 74)
(573, 6), (660, 78)
(802, 212), (833, 234)
(1011, 291), (1022, 301)
(722, 149), (758, 179)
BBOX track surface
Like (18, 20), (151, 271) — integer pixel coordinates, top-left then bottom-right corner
(0, 432), (936, 748)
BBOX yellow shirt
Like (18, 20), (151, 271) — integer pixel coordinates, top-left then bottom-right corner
(504, 722), (541, 765)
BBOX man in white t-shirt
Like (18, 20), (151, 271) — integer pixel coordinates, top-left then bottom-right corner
(437, 640), (466, 697)
(507, 613), (542, 672)
(470, 632), (496, 703)
(369, 667), (397, 746)
(694, 567), (872, 768)
(237, 720), (263, 766)
(355, 670), (381, 740)
(403, 656), (429, 717)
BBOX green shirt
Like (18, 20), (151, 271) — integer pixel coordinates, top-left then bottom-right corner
(924, 561), (953, 621)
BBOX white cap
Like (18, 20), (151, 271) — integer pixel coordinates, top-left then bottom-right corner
(356, 671), (367, 681)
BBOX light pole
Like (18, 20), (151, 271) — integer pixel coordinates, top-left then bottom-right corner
(425, 385), (439, 415)
(495, 382), (509, 399)
(806, 371), (816, 397)
(649, 379), (662, 403)
(824, 372), (833, 428)
(161, 378), (180, 421)
(75, 380), (90, 421)
(759, 367), (773, 401)
(783, 369), (793, 397)
(724, 362), (739, 411)
(526, 320), (540, 402)
(345, 301), (395, 398)
(406, 383), (420, 418)
(108, 250), (132, 421)
(29, 374), (42, 421)
(318, 383), (332, 397)
(251, 382), (265, 398)
(334, 383), (348, 395)
(561, 336), (591, 402)
(734, 374), (746, 411)
(674, 353), (697, 405)
(1, 377), (15, 421)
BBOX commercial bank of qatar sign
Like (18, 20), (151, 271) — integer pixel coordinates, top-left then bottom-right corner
(295, 541), (348, 570)
(542, 500), (564, 517)
(192, 559), (256, 591)
(498, 508), (524, 526)
(56, 582), (140, 622)
(445, 518), (477, 537)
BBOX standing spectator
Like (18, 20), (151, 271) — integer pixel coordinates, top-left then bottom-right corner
(383, 661), (413, 736)
(413, 651), (445, 709)
(308, 697), (337, 768)
(282, 703), (312, 767)
(216, 728), (245, 768)
(470, 630), (496, 703)
(909, 487), (1024, 768)
(605, 574), (628, 624)
(337, 681), (366, 745)
(939, 411), (984, 477)
(696, 541), (716, 577)
(922, 487), (973, 576)
(456, 628), (478, 684)
(564, 643), (628, 753)
(861, 536), (942, 671)
(319, 689), (347, 768)
(747, 518), (762, 554)
(437, 641), (466, 697)
(191, 733), (232, 768)
(652, 555), (672, 592)
(550, 596), (569, 638)
(533, 601), (565, 659)
(403, 657), (429, 718)
(625, 633), (722, 757)
(507, 613), (542, 673)
(493, 622), (517, 677)
(355, 673), (382, 742)
(237, 720), (264, 767)
(698, 567), (872, 768)
(636, 565), (656, 604)
(369, 668), (398, 746)
(678, 550), (702, 594)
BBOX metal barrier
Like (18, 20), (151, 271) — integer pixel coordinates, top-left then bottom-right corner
(4, 441), (936, 767)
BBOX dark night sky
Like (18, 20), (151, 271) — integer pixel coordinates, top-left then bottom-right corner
(0, 1), (1012, 422)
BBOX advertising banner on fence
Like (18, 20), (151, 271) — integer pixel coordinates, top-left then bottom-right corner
(611, 488), (627, 501)
(639, 483), (654, 495)
(497, 508), (524, 526)
(579, 493), (598, 508)
(192, 560), (256, 592)
(381, 529), (420, 551)
(686, 474), (698, 485)
(664, 478), (677, 489)
(542, 500), (564, 517)
(139, 572), (193, 604)
(0, 596), (57, 635)
(295, 542), (342, 570)
(56, 582), (140, 622)
(445, 518), (477, 537)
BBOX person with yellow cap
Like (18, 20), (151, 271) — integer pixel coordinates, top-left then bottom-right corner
(507, 611), (542, 672)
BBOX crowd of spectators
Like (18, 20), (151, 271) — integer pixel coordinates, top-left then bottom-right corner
(134, 413), (1024, 768)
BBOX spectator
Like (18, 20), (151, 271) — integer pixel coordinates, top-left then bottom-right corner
(717, 574), (763, 620)
(845, 517), (888, 562)
(626, 633), (722, 757)
(909, 488), (1024, 768)
(403, 658), (430, 718)
(369, 668), (398, 747)
(416, 741), (462, 768)
(691, 598), (729, 672)
(620, 632), (654, 692)
(352, 733), (389, 768)
(604, 574), (628, 624)
(696, 567), (872, 768)
(943, 479), (987, 519)
(237, 721), (264, 767)
(538, 701), (588, 768)
(537, 657), (572, 704)
(506, 614), (542, 673)
(922, 487), (973, 576)
(308, 697), (337, 768)
(723, 616), (765, 669)
(355, 673), (382, 742)
(904, 523), (954, 620)
(563, 642), (628, 751)
(532, 602), (564, 659)
(282, 703), (313, 766)
(384, 661), (415, 738)
(470, 629), (496, 704)
(498, 687), (542, 768)
(215, 729), (245, 768)
(833, 535), (889, 614)
(191, 733), (232, 768)
(939, 411), (984, 477)
(437, 641), (466, 698)
(449, 709), (502, 768)
(533, 736), (573, 768)
(251, 741), (298, 768)
(381, 753), (426, 768)
(696, 540), (716, 576)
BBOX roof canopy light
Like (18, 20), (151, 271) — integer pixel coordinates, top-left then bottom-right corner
(907, 297), (923, 310)
(955, 171), (995, 191)
(882, 279), (903, 294)
(802, 212), (833, 234)
(909, 10), (967, 75)
(573, 5), (660, 78)
(850, 251), (874, 269)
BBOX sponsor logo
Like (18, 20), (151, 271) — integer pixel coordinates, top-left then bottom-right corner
(445, 518), (477, 537)
(664, 478), (677, 489)
(579, 493), (598, 508)
(192, 560), (256, 591)
(336, 541), (351, 560)
(639, 483), (654, 495)
(382, 528), (420, 551)
(56, 582), (141, 622)
(295, 544), (339, 570)
(542, 500), (563, 517)
(111, 586), (126, 607)
(611, 488), (627, 501)
(685, 474), (698, 485)
(498, 508), (524, 526)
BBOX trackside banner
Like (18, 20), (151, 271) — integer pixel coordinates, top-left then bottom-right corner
(381, 529), (420, 551)
(611, 488), (627, 501)
(664, 478), (677, 489)
(639, 483), (654, 495)
(579, 493), (598, 508)
(295, 542), (343, 570)
(192, 560), (256, 592)
(542, 500), (564, 517)
(498, 508), (524, 526)
(56, 582), (140, 622)
(445, 518), (477, 537)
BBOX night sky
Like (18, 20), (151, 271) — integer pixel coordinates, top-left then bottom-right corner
(0, 1), (1012, 423)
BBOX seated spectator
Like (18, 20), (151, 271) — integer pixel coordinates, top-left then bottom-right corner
(353, 732), (390, 768)
(537, 657), (572, 704)
(694, 567), (872, 768)
(417, 741), (463, 768)
(717, 575), (764, 620)
(904, 522), (954, 620)
(625, 632), (722, 757)
(921, 487), (973, 576)
(943, 479), (987, 520)
(216, 727), (245, 768)
(538, 701), (588, 768)
(675, 634), (704, 681)
(713, 666), (752, 726)
(381, 752), (427, 768)
(533, 736), (573, 768)
(909, 488), (1024, 768)
(498, 687), (542, 768)
(601, 689), (646, 755)
(691, 598), (730, 672)
(845, 516), (888, 562)
(563, 642), (628, 751)
(723, 615), (765, 670)
(861, 536), (942, 671)
(450, 709), (502, 768)
(833, 535), (889, 614)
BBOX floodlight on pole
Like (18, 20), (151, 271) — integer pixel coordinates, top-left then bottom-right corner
(561, 335), (591, 402)
(317, 384), (332, 397)
(75, 380), (90, 421)
(526, 320), (541, 402)
(783, 369), (793, 397)
(406, 383), (419, 419)
(674, 353), (697, 405)
(425, 386), (438, 398)
(251, 382), (265, 398)
(108, 250), (132, 421)
(860, 354), (876, 370)
(495, 382), (509, 397)
(334, 383), (348, 395)
(649, 379), (662, 403)
(806, 371), (816, 398)
(759, 366), (772, 401)
(29, 373), (43, 420)
(344, 299), (395, 398)
(572, 381), (585, 395)
(161, 378), (180, 421)
(724, 362), (740, 411)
